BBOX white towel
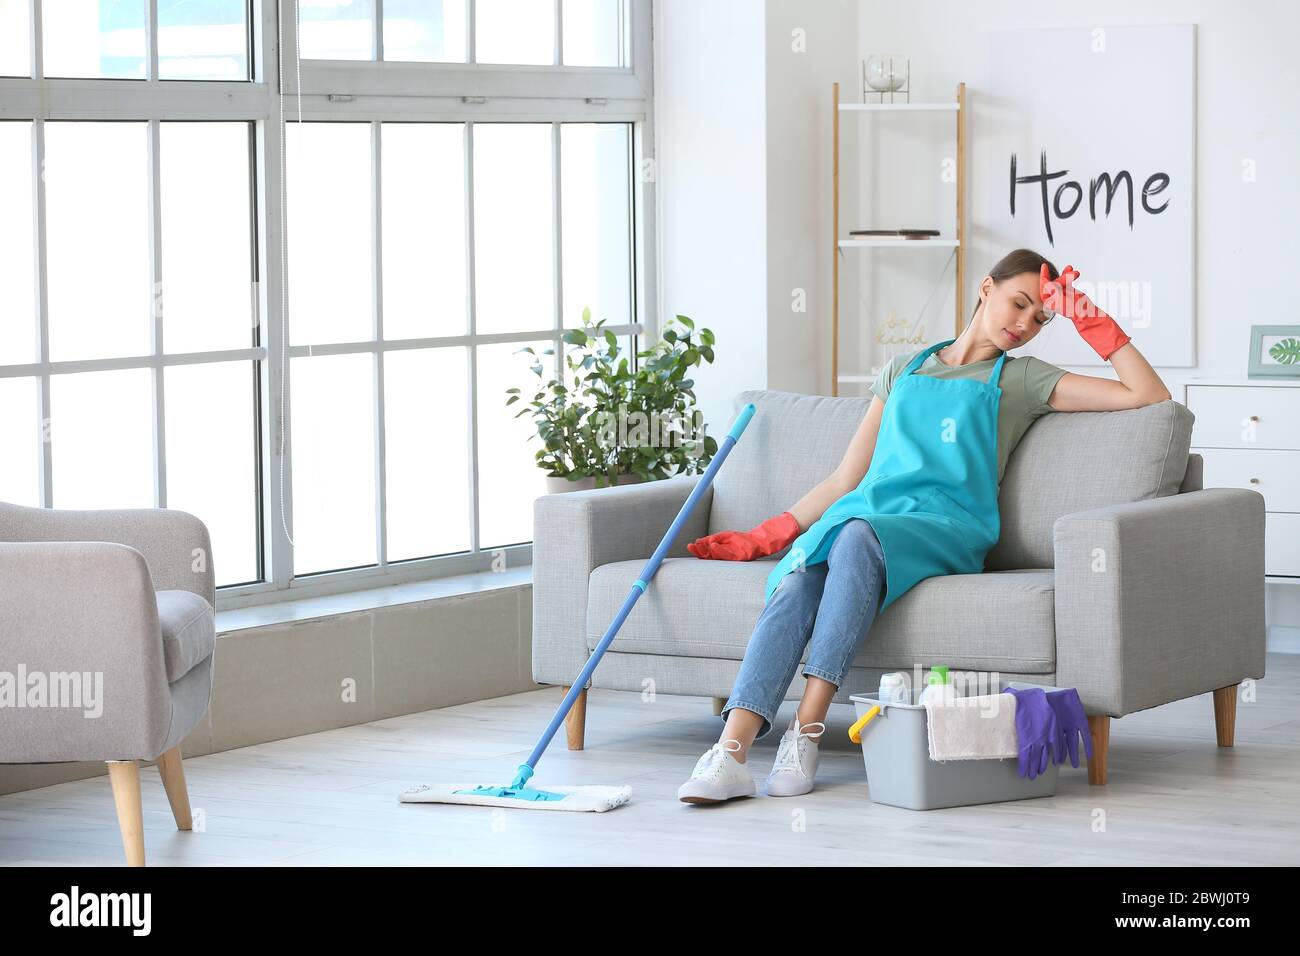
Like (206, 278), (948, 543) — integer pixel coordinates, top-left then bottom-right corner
(924, 693), (1018, 761)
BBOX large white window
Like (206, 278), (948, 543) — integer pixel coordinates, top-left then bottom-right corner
(0, 0), (654, 607)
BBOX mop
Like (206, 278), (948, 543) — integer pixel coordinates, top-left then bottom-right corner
(399, 402), (758, 812)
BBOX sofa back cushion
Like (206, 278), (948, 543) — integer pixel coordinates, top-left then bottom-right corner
(985, 399), (1193, 569)
(708, 390), (863, 536)
(711, 390), (1193, 570)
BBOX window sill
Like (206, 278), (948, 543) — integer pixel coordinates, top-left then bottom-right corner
(214, 566), (533, 634)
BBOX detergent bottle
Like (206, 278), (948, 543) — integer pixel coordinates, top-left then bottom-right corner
(917, 665), (957, 706)
(877, 672), (911, 706)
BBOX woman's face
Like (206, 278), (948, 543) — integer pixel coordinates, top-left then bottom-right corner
(977, 271), (1053, 349)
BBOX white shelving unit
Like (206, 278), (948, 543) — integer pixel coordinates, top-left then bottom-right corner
(832, 82), (966, 396)
(838, 237), (961, 249)
(838, 102), (960, 112)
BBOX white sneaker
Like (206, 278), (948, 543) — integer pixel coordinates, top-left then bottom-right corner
(765, 715), (826, 796)
(678, 739), (756, 804)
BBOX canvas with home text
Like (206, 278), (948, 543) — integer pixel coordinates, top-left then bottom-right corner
(984, 23), (1196, 367)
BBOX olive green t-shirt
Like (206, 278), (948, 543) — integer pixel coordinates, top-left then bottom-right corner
(870, 347), (1068, 485)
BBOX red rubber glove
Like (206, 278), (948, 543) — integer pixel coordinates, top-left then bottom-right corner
(1039, 262), (1131, 361)
(687, 511), (800, 561)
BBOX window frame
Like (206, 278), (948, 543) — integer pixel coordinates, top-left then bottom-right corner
(0, 0), (657, 611)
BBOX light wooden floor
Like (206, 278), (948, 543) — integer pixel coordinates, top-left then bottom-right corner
(3, 654), (1298, 866)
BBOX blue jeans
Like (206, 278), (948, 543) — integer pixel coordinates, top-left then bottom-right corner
(721, 518), (886, 740)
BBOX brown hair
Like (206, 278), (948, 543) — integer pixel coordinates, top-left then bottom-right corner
(971, 248), (1059, 323)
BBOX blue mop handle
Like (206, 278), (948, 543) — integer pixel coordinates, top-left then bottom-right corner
(510, 403), (758, 789)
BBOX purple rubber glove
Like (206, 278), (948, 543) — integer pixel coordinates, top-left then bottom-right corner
(1001, 686), (1061, 780)
(1046, 688), (1093, 768)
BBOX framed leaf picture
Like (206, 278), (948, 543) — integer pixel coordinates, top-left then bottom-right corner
(1248, 325), (1300, 378)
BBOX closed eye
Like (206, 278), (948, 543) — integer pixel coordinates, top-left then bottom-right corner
(1016, 295), (1047, 324)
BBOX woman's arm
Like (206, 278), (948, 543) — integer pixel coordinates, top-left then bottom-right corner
(1038, 264), (1172, 412)
(785, 395), (886, 531)
(1047, 340), (1173, 412)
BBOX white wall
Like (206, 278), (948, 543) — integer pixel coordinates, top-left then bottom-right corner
(654, 0), (768, 438)
(655, 0), (859, 432)
(764, 0), (860, 396)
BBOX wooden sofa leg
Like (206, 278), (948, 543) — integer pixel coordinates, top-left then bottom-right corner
(106, 760), (145, 867)
(156, 746), (193, 830)
(1087, 716), (1110, 786)
(711, 697), (726, 716)
(1213, 684), (1238, 747)
(563, 685), (587, 750)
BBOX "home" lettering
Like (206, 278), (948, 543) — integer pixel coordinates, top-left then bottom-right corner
(1010, 150), (1171, 244)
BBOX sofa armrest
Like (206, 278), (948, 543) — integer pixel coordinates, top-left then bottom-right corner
(532, 474), (711, 687)
(1053, 488), (1266, 717)
(0, 541), (173, 762)
(0, 502), (214, 606)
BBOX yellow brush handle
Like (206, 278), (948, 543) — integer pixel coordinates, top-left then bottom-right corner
(848, 706), (881, 743)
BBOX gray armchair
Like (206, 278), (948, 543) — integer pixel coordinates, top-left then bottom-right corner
(532, 389), (1267, 782)
(0, 503), (216, 865)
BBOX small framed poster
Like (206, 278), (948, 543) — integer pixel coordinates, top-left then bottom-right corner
(1248, 325), (1300, 378)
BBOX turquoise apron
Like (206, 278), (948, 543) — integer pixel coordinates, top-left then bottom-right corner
(764, 338), (1006, 613)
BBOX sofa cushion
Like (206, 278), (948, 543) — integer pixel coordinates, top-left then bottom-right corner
(587, 558), (1056, 675)
(986, 400), (1193, 570)
(156, 590), (215, 682)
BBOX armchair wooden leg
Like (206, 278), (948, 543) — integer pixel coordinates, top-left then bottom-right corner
(711, 697), (726, 716)
(1213, 684), (1238, 747)
(106, 760), (145, 867)
(1087, 716), (1110, 786)
(562, 685), (587, 750)
(156, 746), (193, 830)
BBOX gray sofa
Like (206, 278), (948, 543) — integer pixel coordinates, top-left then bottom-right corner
(533, 389), (1267, 783)
(0, 503), (216, 865)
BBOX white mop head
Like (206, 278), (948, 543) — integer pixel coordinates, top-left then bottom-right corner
(398, 782), (632, 812)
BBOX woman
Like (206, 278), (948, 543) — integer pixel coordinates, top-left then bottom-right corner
(677, 248), (1172, 804)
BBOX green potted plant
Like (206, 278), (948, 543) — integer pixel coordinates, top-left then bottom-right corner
(506, 310), (720, 493)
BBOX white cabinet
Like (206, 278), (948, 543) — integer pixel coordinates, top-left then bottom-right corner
(1185, 378), (1300, 581)
(1264, 513), (1300, 577)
